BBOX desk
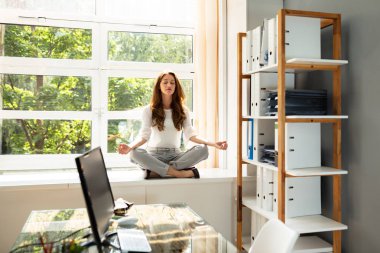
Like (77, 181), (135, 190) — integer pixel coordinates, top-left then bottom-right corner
(11, 203), (237, 253)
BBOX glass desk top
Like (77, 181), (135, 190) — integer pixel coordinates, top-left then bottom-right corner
(11, 203), (238, 253)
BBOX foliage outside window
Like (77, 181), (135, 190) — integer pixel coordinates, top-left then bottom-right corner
(108, 32), (193, 63)
(1, 24), (92, 59)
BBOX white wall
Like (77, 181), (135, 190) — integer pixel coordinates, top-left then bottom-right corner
(226, 0), (247, 173)
(0, 179), (234, 252)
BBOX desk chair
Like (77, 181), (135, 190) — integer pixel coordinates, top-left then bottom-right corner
(248, 219), (299, 253)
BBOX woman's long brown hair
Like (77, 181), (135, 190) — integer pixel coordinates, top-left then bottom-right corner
(150, 72), (186, 131)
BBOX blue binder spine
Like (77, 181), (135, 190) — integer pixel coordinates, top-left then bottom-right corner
(248, 119), (254, 160)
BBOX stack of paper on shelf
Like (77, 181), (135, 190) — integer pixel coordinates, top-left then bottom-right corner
(265, 89), (327, 116)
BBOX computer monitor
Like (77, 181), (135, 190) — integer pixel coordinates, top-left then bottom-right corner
(75, 147), (115, 252)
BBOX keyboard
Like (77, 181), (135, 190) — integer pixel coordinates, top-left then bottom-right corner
(117, 229), (152, 252)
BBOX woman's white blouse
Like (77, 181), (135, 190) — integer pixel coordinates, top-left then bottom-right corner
(139, 105), (197, 148)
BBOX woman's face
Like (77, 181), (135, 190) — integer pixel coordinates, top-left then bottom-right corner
(159, 74), (176, 97)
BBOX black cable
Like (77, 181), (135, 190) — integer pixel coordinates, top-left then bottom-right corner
(9, 226), (90, 253)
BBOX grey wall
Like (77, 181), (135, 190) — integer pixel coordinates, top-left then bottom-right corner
(246, 0), (283, 30)
(280, 1), (380, 252)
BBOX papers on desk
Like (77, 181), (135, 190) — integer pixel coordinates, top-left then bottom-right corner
(118, 229), (151, 253)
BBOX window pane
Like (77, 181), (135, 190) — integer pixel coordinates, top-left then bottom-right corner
(0, 0), (96, 15)
(108, 32), (193, 63)
(108, 77), (153, 111)
(106, 0), (196, 26)
(1, 74), (91, 111)
(1, 119), (91, 154)
(0, 24), (92, 59)
(108, 119), (141, 153)
(181, 79), (193, 111)
(108, 78), (193, 111)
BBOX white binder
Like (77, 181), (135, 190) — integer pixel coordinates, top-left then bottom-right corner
(242, 78), (251, 116)
(273, 172), (278, 214)
(252, 26), (262, 71)
(271, 174), (321, 218)
(275, 122), (321, 170)
(262, 169), (274, 211)
(268, 16), (277, 66)
(260, 19), (269, 67)
(245, 30), (253, 73)
(250, 74), (256, 116)
(256, 166), (263, 208)
(286, 177), (321, 218)
(285, 123), (321, 170)
(250, 211), (258, 244)
(285, 16), (321, 60)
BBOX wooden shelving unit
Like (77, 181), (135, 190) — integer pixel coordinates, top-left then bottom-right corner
(236, 9), (348, 253)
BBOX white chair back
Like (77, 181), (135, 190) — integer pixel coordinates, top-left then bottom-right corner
(249, 219), (299, 253)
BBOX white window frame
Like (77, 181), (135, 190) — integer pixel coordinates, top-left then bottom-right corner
(0, 17), (100, 69)
(0, 66), (101, 170)
(0, 2), (195, 171)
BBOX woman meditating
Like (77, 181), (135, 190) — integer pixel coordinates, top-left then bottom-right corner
(118, 71), (227, 178)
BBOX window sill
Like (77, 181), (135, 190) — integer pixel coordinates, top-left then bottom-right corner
(0, 168), (241, 189)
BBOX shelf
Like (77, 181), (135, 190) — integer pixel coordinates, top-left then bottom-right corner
(243, 58), (348, 75)
(242, 159), (278, 171)
(286, 167), (348, 177)
(287, 58), (348, 66)
(243, 116), (277, 120)
(286, 115), (348, 119)
(293, 236), (332, 253)
(243, 64), (279, 74)
(286, 115), (348, 123)
(241, 161), (347, 177)
(242, 196), (277, 220)
(237, 11), (346, 250)
(242, 115), (348, 122)
(243, 196), (347, 234)
(286, 215), (348, 234)
(244, 236), (332, 253)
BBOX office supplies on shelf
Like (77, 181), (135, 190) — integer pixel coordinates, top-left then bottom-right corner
(262, 169), (274, 211)
(285, 16), (321, 60)
(260, 145), (276, 165)
(246, 30), (253, 72)
(248, 119), (254, 160)
(285, 177), (321, 218)
(275, 122), (321, 170)
(268, 17), (277, 65)
(260, 19), (269, 67)
(251, 73), (295, 117)
(256, 166), (263, 208)
(265, 89), (327, 116)
(237, 9), (348, 251)
(252, 25), (262, 71)
(242, 79), (251, 116)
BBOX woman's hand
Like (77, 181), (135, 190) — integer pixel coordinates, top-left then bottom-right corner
(213, 141), (228, 150)
(118, 143), (132, 155)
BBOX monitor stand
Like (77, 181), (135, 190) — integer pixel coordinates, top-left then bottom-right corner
(81, 231), (119, 253)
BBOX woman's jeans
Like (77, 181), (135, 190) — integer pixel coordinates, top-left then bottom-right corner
(130, 145), (209, 177)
